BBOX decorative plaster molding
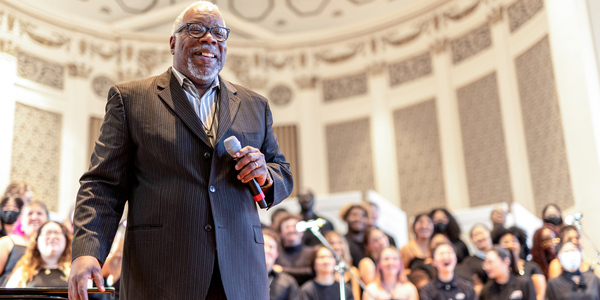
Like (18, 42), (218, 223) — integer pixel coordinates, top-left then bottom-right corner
(322, 72), (368, 102)
(19, 20), (70, 49)
(316, 43), (364, 64)
(92, 75), (116, 97)
(294, 75), (318, 89)
(287, 0), (330, 17)
(0, 38), (17, 55)
(444, 0), (481, 21)
(389, 52), (432, 87)
(450, 23), (492, 64)
(90, 43), (120, 61)
(17, 51), (65, 89)
(229, 0), (274, 22)
(269, 84), (293, 106)
(507, 0), (543, 33)
(67, 62), (93, 78)
(487, 5), (504, 24)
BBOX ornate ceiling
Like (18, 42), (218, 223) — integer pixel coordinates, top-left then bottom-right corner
(7, 0), (448, 43)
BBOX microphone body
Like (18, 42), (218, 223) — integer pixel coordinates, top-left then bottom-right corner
(224, 136), (268, 209)
(296, 218), (327, 232)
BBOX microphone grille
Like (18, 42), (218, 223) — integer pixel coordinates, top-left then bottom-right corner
(224, 136), (242, 157)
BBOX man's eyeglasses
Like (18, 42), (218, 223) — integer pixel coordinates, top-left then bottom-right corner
(176, 23), (230, 42)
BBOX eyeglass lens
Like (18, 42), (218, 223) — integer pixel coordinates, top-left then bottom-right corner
(188, 24), (228, 41)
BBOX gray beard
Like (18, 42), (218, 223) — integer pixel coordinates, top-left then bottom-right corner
(187, 57), (221, 85)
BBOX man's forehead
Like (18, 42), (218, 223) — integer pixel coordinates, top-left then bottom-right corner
(184, 6), (224, 25)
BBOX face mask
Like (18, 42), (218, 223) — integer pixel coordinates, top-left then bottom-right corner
(543, 217), (562, 226)
(1, 210), (20, 225)
(558, 251), (582, 272)
(435, 222), (447, 233)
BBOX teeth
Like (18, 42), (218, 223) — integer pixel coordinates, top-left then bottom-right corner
(201, 52), (215, 58)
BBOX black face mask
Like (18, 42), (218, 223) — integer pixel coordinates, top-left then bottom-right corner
(435, 222), (447, 233)
(1, 210), (20, 225)
(543, 217), (562, 226)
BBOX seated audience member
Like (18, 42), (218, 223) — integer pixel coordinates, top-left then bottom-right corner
(340, 203), (370, 268)
(530, 223), (559, 279)
(300, 245), (353, 300)
(480, 246), (536, 300)
(358, 227), (390, 286)
(0, 197), (24, 238)
(496, 226), (545, 300)
(3, 181), (34, 237)
(271, 208), (290, 231)
(325, 231), (361, 300)
(5, 221), (71, 287)
(539, 204), (564, 228)
(489, 206), (507, 244)
(420, 242), (475, 300)
(429, 208), (470, 263)
(0, 201), (49, 284)
(367, 202), (396, 247)
(401, 213), (434, 273)
(407, 233), (451, 290)
(548, 225), (600, 279)
(297, 189), (335, 247)
(456, 224), (492, 295)
(263, 228), (300, 300)
(363, 247), (418, 300)
(274, 213), (314, 286)
(546, 241), (600, 300)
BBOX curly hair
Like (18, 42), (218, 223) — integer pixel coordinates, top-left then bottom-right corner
(429, 208), (462, 241)
(10, 221), (72, 287)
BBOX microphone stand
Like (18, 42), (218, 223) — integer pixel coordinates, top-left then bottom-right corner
(572, 220), (600, 263)
(305, 225), (374, 300)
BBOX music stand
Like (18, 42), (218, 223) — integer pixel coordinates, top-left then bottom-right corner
(0, 288), (114, 300)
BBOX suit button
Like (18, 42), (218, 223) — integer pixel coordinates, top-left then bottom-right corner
(204, 224), (212, 231)
(209, 186), (216, 193)
(204, 152), (210, 158)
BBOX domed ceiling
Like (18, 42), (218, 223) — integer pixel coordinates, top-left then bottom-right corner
(8, 0), (446, 44)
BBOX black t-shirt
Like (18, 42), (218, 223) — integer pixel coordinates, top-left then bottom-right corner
(270, 270), (300, 300)
(456, 255), (489, 285)
(299, 280), (353, 300)
(521, 261), (543, 277)
(546, 271), (600, 300)
(452, 238), (470, 264)
(345, 233), (365, 268)
(275, 244), (314, 286)
(479, 274), (536, 300)
(420, 276), (475, 300)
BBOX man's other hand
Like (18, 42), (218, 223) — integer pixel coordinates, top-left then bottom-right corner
(69, 255), (105, 300)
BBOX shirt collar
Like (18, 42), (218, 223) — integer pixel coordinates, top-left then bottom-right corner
(172, 67), (220, 91)
(435, 276), (457, 290)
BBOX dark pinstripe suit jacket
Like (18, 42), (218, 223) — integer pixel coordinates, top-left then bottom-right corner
(73, 68), (293, 300)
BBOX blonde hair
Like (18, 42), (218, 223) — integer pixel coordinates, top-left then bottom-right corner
(9, 221), (72, 287)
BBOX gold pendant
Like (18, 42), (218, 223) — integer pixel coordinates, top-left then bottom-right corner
(44, 269), (51, 275)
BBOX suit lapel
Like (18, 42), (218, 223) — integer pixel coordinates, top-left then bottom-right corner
(157, 68), (212, 147)
(215, 77), (241, 144)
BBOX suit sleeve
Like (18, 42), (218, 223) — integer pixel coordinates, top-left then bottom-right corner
(72, 85), (130, 264)
(260, 100), (293, 208)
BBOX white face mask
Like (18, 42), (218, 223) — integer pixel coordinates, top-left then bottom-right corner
(558, 251), (582, 272)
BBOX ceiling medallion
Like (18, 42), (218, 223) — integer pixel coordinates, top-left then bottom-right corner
(269, 84), (293, 106)
(287, 0), (330, 17)
(229, 0), (274, 22)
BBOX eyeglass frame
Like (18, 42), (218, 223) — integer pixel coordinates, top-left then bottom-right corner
(175, 23), (230, 42)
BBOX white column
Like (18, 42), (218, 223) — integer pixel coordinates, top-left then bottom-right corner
(433, 47), (470, 209)
(298, 84), (328, 194)
(490, 16), (536, 212)
(369, 71), (400, 206)
(0, 52), (17, 188)
(545, 0), (600, 257)
(58, 73), (91, 217)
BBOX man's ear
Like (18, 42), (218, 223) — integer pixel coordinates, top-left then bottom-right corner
(169, 36), (176, 55)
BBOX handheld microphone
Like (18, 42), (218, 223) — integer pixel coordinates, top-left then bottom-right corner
(295, 218), (327, 233)
(224, 136), (267, 209)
